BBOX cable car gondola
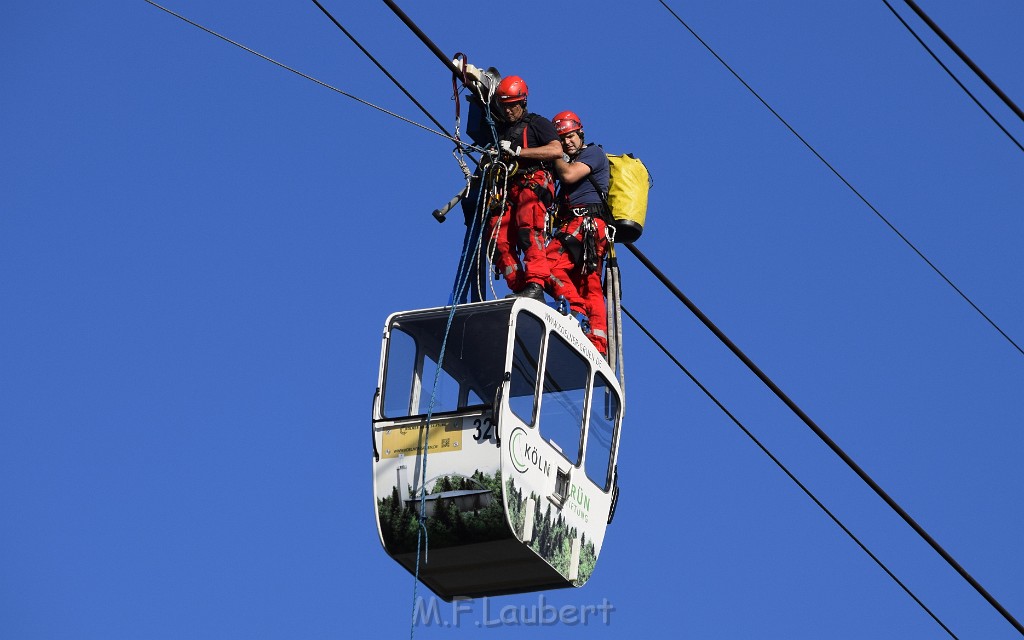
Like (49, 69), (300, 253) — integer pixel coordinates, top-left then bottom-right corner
(371, 297), (623, 600)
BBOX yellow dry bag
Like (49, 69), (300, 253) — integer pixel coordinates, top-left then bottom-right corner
(605, 153), (650, 243)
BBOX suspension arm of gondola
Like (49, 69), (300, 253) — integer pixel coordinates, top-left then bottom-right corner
(623, 241), (1024, 636)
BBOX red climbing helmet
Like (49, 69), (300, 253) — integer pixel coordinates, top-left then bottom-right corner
(496, 75), (528, 103)
(552, 110), (583, 136)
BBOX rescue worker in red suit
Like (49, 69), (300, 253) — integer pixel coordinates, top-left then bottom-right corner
(489, 75), (563, 301)
(547, 110), (610, 356)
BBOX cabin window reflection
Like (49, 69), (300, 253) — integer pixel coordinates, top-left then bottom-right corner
(464, 387), (484, 407)
(381, 307), (512, 419)
(509, 312), (544, 426)
(382, 329), (474, 418)
(585, 373), (620, 490)
(538, 333), (588, 465)
(383, 328), (417, 417)
(418, 352), (459, 414)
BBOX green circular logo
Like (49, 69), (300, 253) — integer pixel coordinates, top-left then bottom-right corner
(509, 427), (529, 473)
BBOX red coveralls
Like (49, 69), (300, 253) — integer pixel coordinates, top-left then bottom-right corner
(546, 211), (609, 355)
(489, 169), (554, 291)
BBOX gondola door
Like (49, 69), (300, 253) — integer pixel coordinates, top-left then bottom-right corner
(499, 304), (623, 587)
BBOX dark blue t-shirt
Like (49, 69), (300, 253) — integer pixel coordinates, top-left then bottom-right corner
(498, 113), (558, 150)
(560, 144), (609, 206)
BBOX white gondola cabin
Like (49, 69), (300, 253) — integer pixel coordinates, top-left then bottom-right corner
(371, 297), (623, 600)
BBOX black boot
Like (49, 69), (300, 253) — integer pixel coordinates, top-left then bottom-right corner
(513, 282), (545, 302)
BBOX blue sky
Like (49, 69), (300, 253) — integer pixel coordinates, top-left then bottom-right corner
(3, 1), (1022, 638)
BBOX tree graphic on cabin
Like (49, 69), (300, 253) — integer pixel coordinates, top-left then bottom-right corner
(505, 478), (598, 585)
(377, 470), (511, 554)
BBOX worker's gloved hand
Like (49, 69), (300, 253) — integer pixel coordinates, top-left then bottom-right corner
(462, 62), (484, 83)
(500, 140), (520, 157)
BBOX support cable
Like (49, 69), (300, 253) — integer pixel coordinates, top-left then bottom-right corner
(374, 0), (1020, 630)
(144, 0), (488, 153)
(621, 304), (958, 639)
(150, 0), (1020, 632)
(882, 0), (1024, 154)
(623, 242), (1024, 636)
(382, 0), (462, 76)
(900, 0), (1024, 126)
(308, 0), (466, 152)
(656, 0), (1024, 361)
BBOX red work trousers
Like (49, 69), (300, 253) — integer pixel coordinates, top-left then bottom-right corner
(546, 215), (609, 355)
(487, 170), (553, 292)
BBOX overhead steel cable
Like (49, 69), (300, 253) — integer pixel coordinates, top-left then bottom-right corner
(382, 0), (463, 77)
(308, 0), (461, 150)
(621, 304), (958, 639)
(374, 0), (1024, 630)
(882, 0), (1024, 154)
(151, 0), (1017, 631)
(623, 242), (1024, 636)
(655, 0), (1024, 361)
(900, 0), (1024, 126)
(143, 0), (487, 154)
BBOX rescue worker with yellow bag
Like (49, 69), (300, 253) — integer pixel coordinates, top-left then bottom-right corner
(547, 110), (611, 356)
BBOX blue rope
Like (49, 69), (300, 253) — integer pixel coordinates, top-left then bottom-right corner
(409, 263), (473, 638)
(450, 92), (504, 305)
(411, 92), (506, 638)
(449, 170), (493, 305)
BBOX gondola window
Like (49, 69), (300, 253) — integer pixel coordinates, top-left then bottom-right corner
(509, 312), (544, 426)
(538, 332), (588, 465)
(585, 373), (619, 490)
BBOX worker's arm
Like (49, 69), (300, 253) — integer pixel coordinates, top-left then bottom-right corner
(553, 156), (593, 184)
(516, 138), (563, 163)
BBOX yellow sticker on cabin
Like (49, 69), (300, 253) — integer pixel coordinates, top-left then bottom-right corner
(381, 420), (463, 458)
